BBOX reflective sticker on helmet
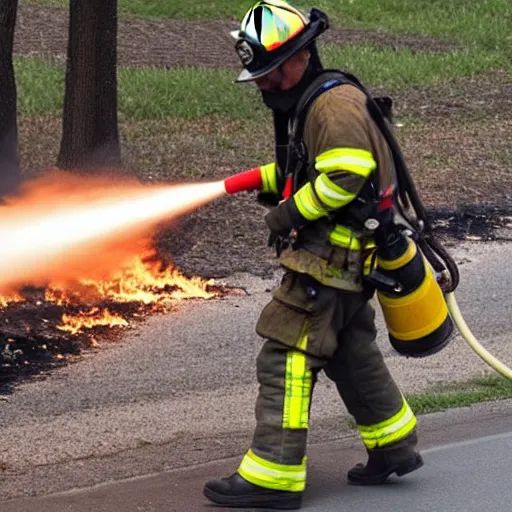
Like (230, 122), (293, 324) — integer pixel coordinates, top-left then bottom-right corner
(236, 40), (254, 66)
(241, 0), (307, 52)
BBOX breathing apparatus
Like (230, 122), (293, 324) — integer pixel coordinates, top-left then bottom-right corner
(363, 191), (454, 358)
(224, 1), (512, 379)
(360, 86), (512, 378)
(348, 75), (457, 359)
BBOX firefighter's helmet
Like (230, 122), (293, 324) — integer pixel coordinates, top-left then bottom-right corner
(231, 1), (328, 82)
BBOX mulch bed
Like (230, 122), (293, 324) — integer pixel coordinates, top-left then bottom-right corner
(15, 6), (459, 68)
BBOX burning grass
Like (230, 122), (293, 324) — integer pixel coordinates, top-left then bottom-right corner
(0, 251), (236, 394)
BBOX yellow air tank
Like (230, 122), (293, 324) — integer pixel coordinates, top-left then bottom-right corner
(368, 230), (454, 357)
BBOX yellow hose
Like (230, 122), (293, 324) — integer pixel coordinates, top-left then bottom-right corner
(445, 292), (512, 380)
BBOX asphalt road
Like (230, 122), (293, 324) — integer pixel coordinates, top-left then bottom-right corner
(2, 401), (512, 512)
(1, 240), (512, 508)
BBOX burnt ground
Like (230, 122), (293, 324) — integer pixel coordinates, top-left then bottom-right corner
(0, 282), (238, 394)
(3, 5), (512, 390)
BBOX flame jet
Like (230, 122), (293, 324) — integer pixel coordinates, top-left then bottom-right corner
(0, 171), (226, 291)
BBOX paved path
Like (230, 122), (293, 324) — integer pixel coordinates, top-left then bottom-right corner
(2, 400), (512, 511)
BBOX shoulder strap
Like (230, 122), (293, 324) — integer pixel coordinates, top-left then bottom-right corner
(288, 69), (448, 278)
(289, 70), (351, 146)
(284, 71), (352, 193)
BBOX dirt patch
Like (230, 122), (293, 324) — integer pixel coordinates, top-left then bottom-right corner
(323, 27), (459, 54)
(399, 118), (512, 206)
(390, 71), (512, 124)
(15, 6), (459, 69)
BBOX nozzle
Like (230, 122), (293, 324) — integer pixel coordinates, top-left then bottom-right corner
(224, 168), (263, 194)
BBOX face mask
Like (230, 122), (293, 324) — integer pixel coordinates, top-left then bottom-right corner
(261, 89), (300, 113)
(260, 61), (316, 113)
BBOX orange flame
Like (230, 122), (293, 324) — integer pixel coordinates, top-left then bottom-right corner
(58, 307), (129, 335)
(0, 292), (23, 308)
(43, 251), (215, 306)
(0, 169), (226, 292)
(43, 251), (216, 335)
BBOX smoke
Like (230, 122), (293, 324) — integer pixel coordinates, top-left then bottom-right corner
(0, 169), (226, 292)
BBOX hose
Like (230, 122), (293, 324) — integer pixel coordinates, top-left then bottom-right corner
(445, 292), (512, 380)
(364, 92), (512, 380)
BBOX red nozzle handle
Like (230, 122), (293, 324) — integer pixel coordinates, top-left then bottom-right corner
(224, 167), (263, 194)
(282, 176), (293, 200)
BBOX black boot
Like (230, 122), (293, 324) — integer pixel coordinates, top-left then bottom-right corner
(203, 473), (303, 510)
(348, 436), (424, 485)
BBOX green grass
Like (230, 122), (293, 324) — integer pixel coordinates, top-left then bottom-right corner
(15, 57), (264, 120)
(321, 44), (502, 89)
(317, 0), (512, 52)
(14, 58), (64, 115)
(22, 0), (67, 6)
(406, 375), (512, 415)
(118, 67), (263, 120)
(15, 39), (502, 120)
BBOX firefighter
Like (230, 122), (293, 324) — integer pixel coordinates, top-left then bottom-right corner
(204, 1), (423, 509)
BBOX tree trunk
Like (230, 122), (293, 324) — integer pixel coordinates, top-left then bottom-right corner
(57, 0), (121, 171)
(0, 0), (21, 197)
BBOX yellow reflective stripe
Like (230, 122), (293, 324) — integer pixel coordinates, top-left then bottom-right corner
(283, 328), (311, 429)
(295, 176), (355, 221)
(238, 449), (306, 492)
(329, 224), (363, 250)
(315, 148), (376, 178)
(378, 238), (417, 270)
(358, 400), (417, 449)
(314, 173), (355, 209)
(296, 323), (308, 352)
(283, 353), (311, 429)
(260, 162), (279, 194)
(293, 182), (327, 221)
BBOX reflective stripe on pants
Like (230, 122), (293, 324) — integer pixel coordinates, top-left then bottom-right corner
(358, 398), (417, 449)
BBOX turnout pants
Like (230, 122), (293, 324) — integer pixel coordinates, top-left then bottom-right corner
(237, 272), (417, 492)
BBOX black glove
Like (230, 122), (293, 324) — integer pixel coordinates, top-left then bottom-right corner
(268, 232), (290, 257)
(268, 229), (300, 257)
(264, 200), (296, 238)
(257, 192), (280, 208)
